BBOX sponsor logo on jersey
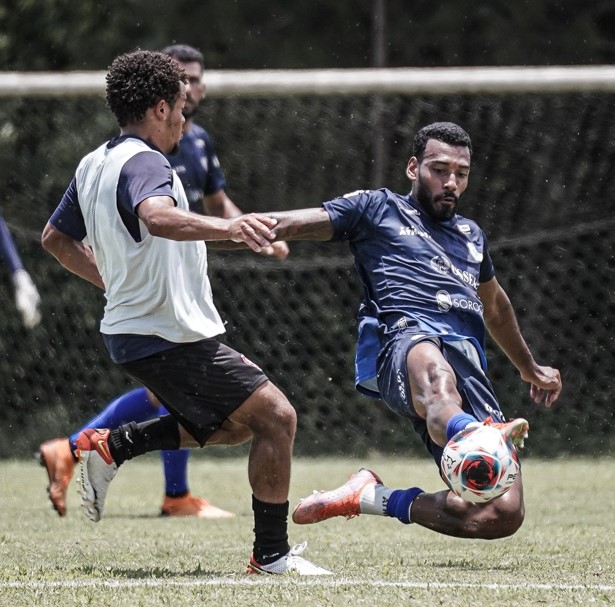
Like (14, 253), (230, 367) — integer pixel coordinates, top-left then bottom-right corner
(241, 354), (263, 371)
(343, 189), (370, 199)
(396, 370), (407, 404)
(431, 255), (452, 274)
(399, 226), (432, 238)
(430, 256), (479, 289)
(467, 241), (484, 263)
(482, 403), (505, 422)
(436, 290), (453, 312)
(458, 224), (471, 234)
(436, 290), (484, 314)
(395, 317), (410, 329)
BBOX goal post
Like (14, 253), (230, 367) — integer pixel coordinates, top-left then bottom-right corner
(1, 64), (615, 97)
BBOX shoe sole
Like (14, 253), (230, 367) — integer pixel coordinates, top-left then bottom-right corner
(78, 450), (102, 522)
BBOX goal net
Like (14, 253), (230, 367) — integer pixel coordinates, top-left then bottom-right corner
(1, 66), (613, 457)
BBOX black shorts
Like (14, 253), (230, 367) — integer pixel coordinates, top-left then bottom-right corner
(377, 332), (505, 464)
(120, 338), (268, 446)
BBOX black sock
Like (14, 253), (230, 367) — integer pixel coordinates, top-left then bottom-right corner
(252, 496), (290, 565)
(108, 415), (180, 466)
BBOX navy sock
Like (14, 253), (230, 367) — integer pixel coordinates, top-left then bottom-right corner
(161, 449), (190, 496)
(70, 387), (155, 446)
(386, 487), (425, 524)
(446, 412), (478, 442)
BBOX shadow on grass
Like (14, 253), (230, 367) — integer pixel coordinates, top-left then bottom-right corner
(77, 564), (227, 578)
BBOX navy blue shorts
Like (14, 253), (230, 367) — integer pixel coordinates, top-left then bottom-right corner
(121, 338), (268, 446)
(377, 332), (505, 464)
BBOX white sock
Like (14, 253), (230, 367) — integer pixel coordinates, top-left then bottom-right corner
(359, 483), (394, 516)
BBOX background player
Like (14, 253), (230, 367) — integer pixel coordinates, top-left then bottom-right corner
(1, 210), (41, 329)
(37, 44), (288, 519)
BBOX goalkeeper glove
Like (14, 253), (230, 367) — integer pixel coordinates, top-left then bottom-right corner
(12, 269), (42, 329)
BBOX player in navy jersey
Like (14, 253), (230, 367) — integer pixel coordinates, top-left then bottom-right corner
(37, 44), (288, 520)
(1, 210), (41, 329)
(41, 50), (328, 575)
(256, 122), (562, 539)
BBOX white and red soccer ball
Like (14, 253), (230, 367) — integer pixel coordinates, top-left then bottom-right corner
(440, 424), (520, 503)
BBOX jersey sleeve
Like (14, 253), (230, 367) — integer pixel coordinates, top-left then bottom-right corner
(322, 189), (381, 242)
(200, 129), (227, 195)
(479, 232), (496, 282)
(49, 177), (87, 241)
(117, 151), (176, 214)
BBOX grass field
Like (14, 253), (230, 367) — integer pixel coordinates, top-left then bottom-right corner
(0, 454), (613, 606)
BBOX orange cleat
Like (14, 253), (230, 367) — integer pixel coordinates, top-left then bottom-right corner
(292, 468), (382, 525)
(160, 493), (235, 519)
(483, 417), (529, 450)
(36, 438), (76, 517)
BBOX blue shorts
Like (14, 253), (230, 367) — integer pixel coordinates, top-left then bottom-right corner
(377, 332), (505, 464)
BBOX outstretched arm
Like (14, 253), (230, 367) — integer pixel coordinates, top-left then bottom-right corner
(266, 208), (334, 241)
(478, 276), (562, 407)
(203, 189), (289, 259)
(137, 196), (277, 253)
(205, 208), (334, 249)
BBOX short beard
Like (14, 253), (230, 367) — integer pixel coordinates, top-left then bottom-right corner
(415, 181), (458, 222)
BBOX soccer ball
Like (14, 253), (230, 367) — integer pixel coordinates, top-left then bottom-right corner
(440, 424), (520, 503)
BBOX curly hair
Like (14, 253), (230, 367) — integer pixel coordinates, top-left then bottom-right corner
(412, 122), (473, 160)
(106, 50), (188, 127)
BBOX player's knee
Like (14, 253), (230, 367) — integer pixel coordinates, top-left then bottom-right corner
(491, 502), (524, 538)
(247, 385), (297, 440)
(266, 396), (297, 437)
(477, 494), (525, 539)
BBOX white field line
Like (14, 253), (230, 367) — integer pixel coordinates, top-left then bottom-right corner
(0, 578), (613, 592)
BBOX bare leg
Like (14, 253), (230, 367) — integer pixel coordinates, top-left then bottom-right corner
(411, 476), (525, 539)
(203, 380), (296, 504)
(407, 341), (468, 447)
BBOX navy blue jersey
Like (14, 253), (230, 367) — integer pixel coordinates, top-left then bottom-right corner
(168, 123), (226, 214)
(323, 188), (495, 394)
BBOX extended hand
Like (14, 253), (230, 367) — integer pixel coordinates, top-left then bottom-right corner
(524, 365), (562, 408)
(259, 241), (290, 260)
(13, 269), (42, 329)
(228, 214), (278, 253)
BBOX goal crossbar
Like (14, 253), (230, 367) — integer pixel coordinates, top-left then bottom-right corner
(1, 65), (615, 97)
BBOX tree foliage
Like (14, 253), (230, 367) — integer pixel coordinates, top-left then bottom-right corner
(0, 0), (614, 71)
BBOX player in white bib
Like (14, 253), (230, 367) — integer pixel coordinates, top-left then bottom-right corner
(37, 44), (289, 520)
(42, 49), (330, 575)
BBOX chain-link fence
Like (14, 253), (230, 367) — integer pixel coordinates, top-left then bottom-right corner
(1, 89), (614, 457)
